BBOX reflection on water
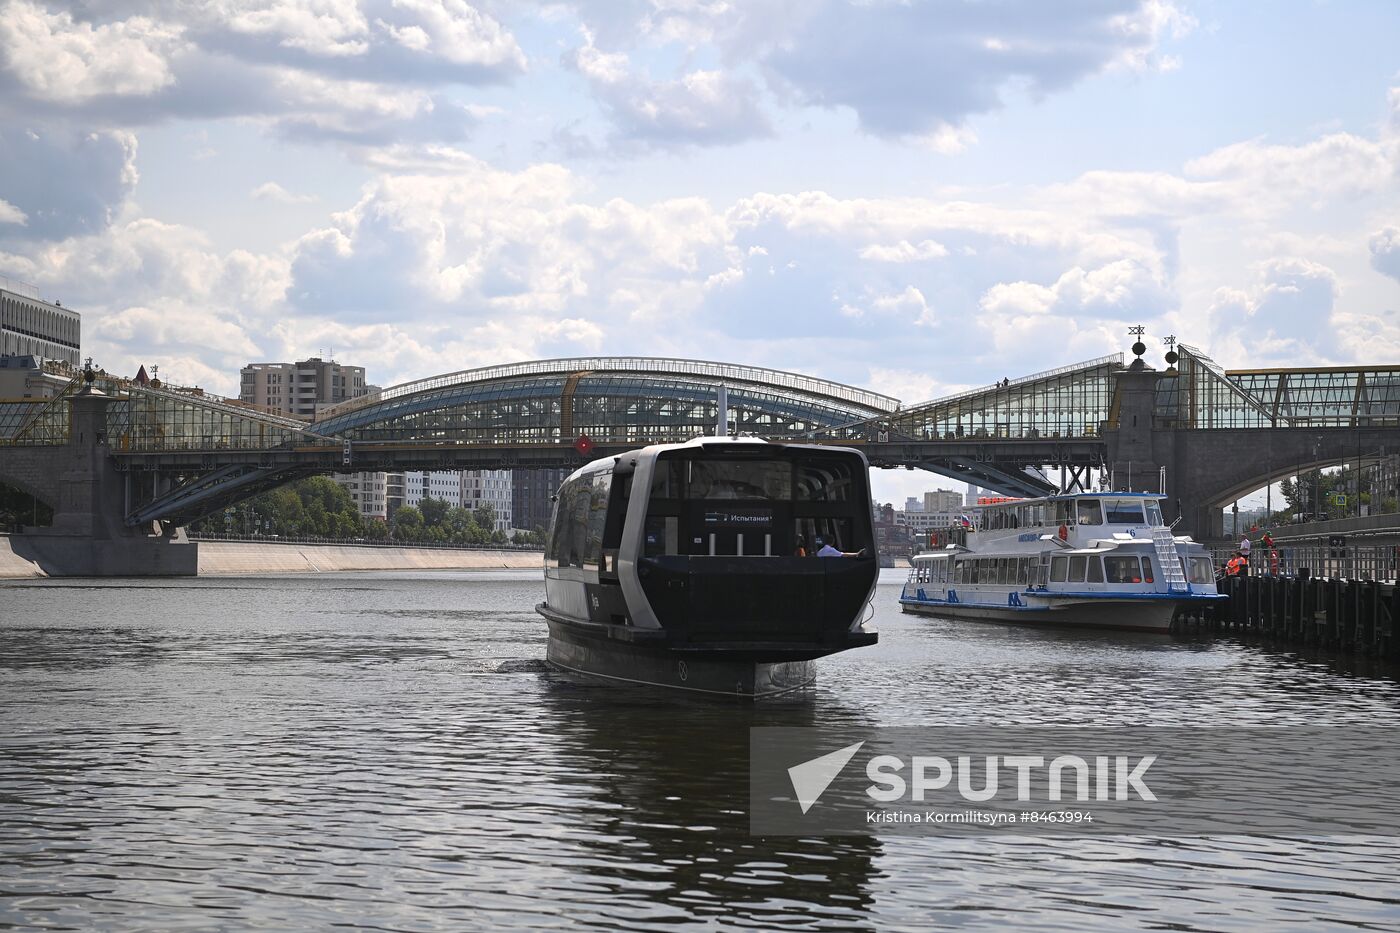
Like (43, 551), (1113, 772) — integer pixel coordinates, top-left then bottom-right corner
(1, 570), (1399, 930)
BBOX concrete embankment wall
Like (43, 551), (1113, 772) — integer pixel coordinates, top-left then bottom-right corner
(0, 536), (543, 577)
(199, 542), (544, 575)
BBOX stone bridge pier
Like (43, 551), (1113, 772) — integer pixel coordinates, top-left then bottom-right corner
(0, 387), (197, 576)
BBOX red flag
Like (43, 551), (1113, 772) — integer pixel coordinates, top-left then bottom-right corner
(574, 434), (594, 456)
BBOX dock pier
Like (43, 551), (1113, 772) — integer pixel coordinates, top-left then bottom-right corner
(1176, 572), (1399, 661)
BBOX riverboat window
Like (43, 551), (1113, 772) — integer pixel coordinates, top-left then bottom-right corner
(1050, 555), (1068, 583)
(1104, 499), (1145, 524)
(1145, 500), (1164, 526)
(1087, 556), (1104, 583)
(1068, 555), (1088, 583)
(1187, 556), (1213, 584)
(1076, 499), (1103, 526)
(797, 458), (854, 501)
(1103, 555), (1143, 583)
(1053, 500), (1075, 526)
(1017, 558), (1030, 585)
(548, 470), (611, 569)
(689, 459), (791, 500)
(1141, 557), (1155, 583)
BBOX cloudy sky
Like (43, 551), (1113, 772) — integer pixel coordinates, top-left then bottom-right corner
(2, 0), (1399, 503)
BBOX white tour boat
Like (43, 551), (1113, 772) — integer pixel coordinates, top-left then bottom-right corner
(899, 492), (1223, 632)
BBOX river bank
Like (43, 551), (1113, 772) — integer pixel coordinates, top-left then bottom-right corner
(0, 536), (543, 577)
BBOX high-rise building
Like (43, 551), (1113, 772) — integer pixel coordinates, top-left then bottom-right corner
(397, 470), (514, 533)
(237, 355), (378, 521)
(461, 470), (512, 532)
(924, 489), (963, 513)
(1, 283), (81, 366)
(403, 471), (464, 508)
(339, 472), (388, 521)
(513, 468), (568, 534)
(239, 356), (368, 418)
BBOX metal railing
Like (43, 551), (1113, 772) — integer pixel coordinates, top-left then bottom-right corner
(0, 275), (40, 300)
(1209, 544), (1399, 583)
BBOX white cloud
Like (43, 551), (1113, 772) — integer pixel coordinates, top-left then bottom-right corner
(0, 127), (138, 242)
(564, 30), (770, 147)
(1184, 133), (1395, 209)
(0, 199), (27, 225)
(376, 0), (525, 70)
(979, 259), (1169, 318)
(251, 181), (315, 204)
(0, 1), (184, 102)
(859, 239), (949, 263)
(214, 0), (371, 57)
(1209, 257), (1341, 363)
(1370, 226), (1400, 284)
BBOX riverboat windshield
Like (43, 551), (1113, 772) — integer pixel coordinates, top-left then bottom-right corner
(640, 449), (872, 558)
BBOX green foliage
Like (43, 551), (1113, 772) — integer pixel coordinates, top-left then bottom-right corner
(191, 475), (366, 538)
(185, 476), (537, 547)
(392, 505), (424, 540)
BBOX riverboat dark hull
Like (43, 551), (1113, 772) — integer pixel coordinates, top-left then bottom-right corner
(539, 605), (875, 697)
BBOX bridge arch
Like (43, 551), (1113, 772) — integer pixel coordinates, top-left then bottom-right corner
(312, 357), (899, 445)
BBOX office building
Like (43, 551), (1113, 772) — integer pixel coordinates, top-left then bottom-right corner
(0, 354), (74, 399)
(924, 489), (963, 514)
(239, 356), (369, 418)
(1, 283), (81, 366)
(513, 468), (568, 534)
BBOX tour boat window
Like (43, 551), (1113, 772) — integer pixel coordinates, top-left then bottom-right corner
(1068, 555), (1088, 582)
(1054, 500), (1075, 525)
(796, 458), (854, 501)
(1188, 556), (1214, 584)
(1141, 557), (1155, 583)
(1076, 499), (1103, 526)
(1017, 559), (1030, 586)
(1087, 556), (1105, 583)
(1105, 499), (1145, 524)
(1104, 555), (1143, 584)
(689, 459), (791, 500)
(1050, 555), (1068, 583)
(1145, 500), (1164, 526)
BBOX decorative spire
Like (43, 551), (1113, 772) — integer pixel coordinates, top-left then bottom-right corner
(1127, 325), (1147, 361)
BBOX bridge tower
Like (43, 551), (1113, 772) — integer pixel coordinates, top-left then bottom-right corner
(5, 371), (198, 576)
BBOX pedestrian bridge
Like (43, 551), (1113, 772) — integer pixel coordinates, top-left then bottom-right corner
(1, 346), (1398, 537)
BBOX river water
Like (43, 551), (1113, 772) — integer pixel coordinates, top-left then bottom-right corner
(3, 569), (1399, 931)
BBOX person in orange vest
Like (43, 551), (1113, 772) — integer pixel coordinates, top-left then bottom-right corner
(1225, 552), (1247, 576)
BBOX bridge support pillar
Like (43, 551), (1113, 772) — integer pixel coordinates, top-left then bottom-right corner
(1106, 363), (1167, 493)
(7, 386), (198, 576)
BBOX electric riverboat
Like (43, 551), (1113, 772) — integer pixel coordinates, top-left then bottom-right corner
(537, 437), (879, 697)
(900, 492), (1223, 632)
